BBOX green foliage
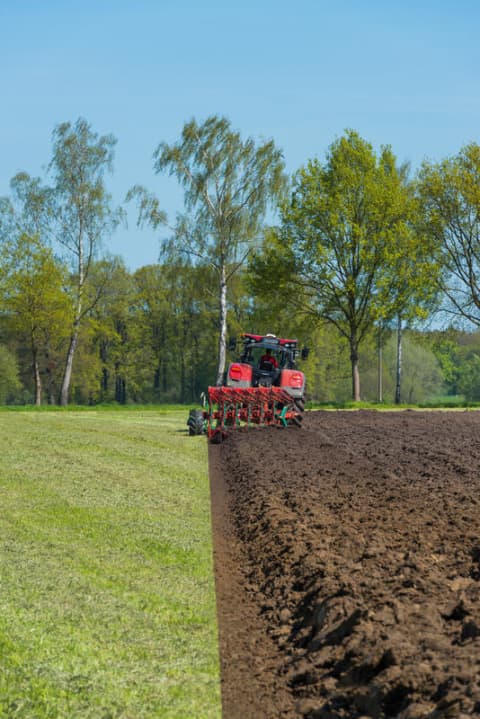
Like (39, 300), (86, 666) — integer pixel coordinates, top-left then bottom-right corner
(5, 172), (52, 239)
(0, 345), (21, 403)
(0, 233), (72, 404)
(418, 143), (480, 324)
(81, 257), (135, 404)
(289, 324), (351, 403)
(442, 331), (480, 401)
(126, 262), (218, 403)
(381, 333), (444, 404)
(415, 328), (464, 395)
(457, 354), (480, 401)
(251, 130), (434, 400)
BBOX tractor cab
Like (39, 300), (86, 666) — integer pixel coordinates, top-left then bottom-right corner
(226, 333), (305, 392)
(240, 334), (296, 387)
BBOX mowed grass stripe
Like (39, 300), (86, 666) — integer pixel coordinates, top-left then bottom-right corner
(0, 410), (220, 719)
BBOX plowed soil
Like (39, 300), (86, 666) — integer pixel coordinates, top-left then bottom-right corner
(208, 410), (480, 719)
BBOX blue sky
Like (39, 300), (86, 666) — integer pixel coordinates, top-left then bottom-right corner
(1, 0), (479, 269)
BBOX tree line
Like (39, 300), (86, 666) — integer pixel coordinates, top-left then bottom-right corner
(1, 116), (480, 406)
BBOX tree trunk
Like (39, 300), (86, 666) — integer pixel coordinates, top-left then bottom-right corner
(377, 330), (383, 403)
(191, 334), (199, 401)
(350, 337), (361, 401)
(115, 373), (126, 404)
(180, 315), (189, 403)
(162, 362), (167, 394)
(45, 354), (56, 405)
(60, 236), (84, 406)
(32, 346), (42, 406)
(180, 354), (186, 403)
(100, 341), (109, 393)
(395, 316), (403, 405)
(60, 328), (79, 406)
(216, 265), (228, 386)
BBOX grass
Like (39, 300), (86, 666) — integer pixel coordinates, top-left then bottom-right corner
(0, 409), (221, 718)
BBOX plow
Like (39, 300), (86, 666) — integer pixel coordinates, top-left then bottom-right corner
(188, 333), (307, 442)
(205, 385), (303, 442)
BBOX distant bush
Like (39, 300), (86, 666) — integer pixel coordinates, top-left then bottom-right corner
(457, 353), (480, 401)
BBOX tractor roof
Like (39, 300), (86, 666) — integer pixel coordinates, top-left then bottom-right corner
(242, 333), (298, 349)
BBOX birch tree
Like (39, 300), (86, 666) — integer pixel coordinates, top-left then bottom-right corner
(129, 115), (286, 385)
(49, 118), (123, 405)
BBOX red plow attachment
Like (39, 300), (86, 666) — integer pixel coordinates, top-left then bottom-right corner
(206, 386), (302, 442)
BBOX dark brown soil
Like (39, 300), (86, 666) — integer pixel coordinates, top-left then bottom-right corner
(208, 410), (480, 719)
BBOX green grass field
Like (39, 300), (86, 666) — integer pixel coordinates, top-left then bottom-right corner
(0, 409), (221, 718)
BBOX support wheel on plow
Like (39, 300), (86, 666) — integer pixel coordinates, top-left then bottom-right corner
(295, 398), (305, 412)
(187, 409), (205, 436)
(289, 398), (305, 426)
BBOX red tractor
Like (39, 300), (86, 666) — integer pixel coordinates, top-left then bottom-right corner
(188, 333), (308, 441)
